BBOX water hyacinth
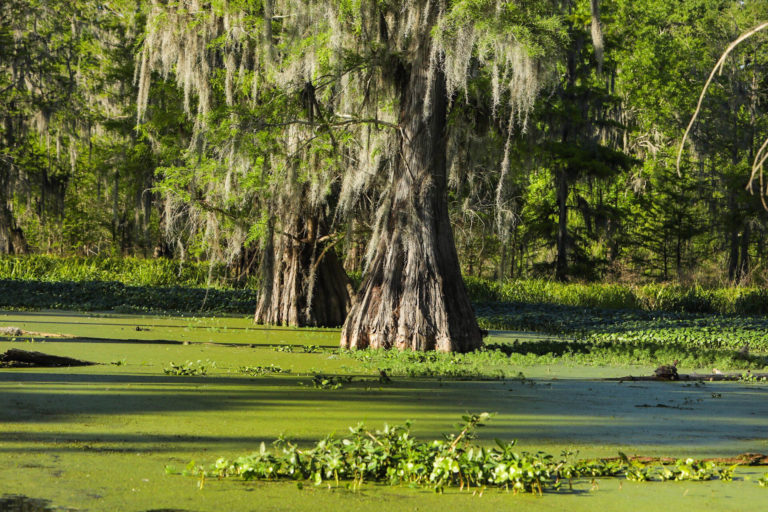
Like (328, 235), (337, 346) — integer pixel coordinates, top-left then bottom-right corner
(171, 414), (747, 494)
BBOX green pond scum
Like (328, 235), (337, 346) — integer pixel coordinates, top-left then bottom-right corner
(1, 310), (767, 511)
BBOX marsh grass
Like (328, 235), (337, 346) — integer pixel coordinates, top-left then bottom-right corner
(3, 256), (768, 315)
(0, 255), (253, 288)
(465, 277), (768, 315)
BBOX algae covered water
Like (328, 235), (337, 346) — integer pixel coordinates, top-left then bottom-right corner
(1, 311), (766, 511)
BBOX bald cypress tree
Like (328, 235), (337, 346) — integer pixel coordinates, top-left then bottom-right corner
(138, 0), (562, 348)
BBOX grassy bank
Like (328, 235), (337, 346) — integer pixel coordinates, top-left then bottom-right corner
(3, 255), (768, 319)
(0, 279), (258, 314)
(465, 276), (768, 315)
(0, 254), (240, 288)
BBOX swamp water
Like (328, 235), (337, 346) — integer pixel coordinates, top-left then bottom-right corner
(1, 311), (766, 511)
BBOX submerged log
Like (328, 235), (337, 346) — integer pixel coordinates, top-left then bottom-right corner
(611, 372), (768, 382)
(0, 349), (97, 367)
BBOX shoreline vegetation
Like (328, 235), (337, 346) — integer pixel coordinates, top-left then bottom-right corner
(2, 255), (768, 316)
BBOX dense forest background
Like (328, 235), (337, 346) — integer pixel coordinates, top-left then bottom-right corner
(2, 0), (767, 287)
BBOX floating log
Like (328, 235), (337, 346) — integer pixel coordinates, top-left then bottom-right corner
(611, 372), (768, 382)
(0, 349), (97, 367)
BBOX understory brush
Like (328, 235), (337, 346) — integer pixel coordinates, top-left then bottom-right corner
(0, 255), (243, 288)
(466, 277), (768, 316)
(0, 279), (258, 314)
(3, 256), (768, 318)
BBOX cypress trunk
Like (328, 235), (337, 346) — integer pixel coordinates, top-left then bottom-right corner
(255, 214), (353, 328)
(340, 15), (483, 352)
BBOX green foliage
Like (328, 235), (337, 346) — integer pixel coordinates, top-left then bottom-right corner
(343, 348), (509, 379)
(239, 365), (290, 376)
(163, 360), (215, 376)
(465, 277), (768, 316)
(179, 415), (741, 493)
(620, 454), (736, 483)
(306, 374), (353, 390)
(0, 255), (244, 288)
(0, 279), (258, 314)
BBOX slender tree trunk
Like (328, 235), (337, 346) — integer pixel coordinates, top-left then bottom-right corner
(0, 203), (28, 255)
(112, 168), (120, 249)
(497, 244), (507, 282)
(509, 224), (518, 278)
(676, 227), (682, 278)
(255, 214), (353, 327)
(340, 15), (483, 352)
(727, 193), (739, 282)
(738, 221), (750, 282)
(0, 114), (27, 255)
(555, 166), (569, 281)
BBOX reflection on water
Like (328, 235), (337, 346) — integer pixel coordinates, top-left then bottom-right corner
(0, 494), (75, 512)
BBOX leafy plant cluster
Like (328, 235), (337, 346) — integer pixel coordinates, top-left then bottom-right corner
(163, 360), (215, 376)
(620, 456), (736, 483)
(342, 349), (510, 379)
(738, 371), (768, 383)
(343, 335), (766, 376)
(177, 414), (749, 493)
(239, 365), (290, 376)
(306, 374), (354, 390)
(474, 302), (768, 369)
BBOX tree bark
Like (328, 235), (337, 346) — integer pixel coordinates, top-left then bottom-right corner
(555, 166), (569, 281)
(727, 193), (739, 282)
(1, 110), (28, 255)
(0, 203), (28, 255)
(737, 221), (751, 282)
(255, 214), (353, 328)
(340, 13), (483, 353)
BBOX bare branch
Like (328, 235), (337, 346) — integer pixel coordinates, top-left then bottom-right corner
(677, 21), (768, 175)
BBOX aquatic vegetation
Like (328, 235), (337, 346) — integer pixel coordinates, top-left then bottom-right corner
(342, 348), (510, 379)
(239, 365), (290, 376)
(306, 374), (354, 390)
(179, 414), (744, 494)
(620, 454), (737, 483)
(738, 371), (768, 383)
(163, 360), (215, 376)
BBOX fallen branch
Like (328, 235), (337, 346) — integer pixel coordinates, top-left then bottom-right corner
(0, 349), (97, 368)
